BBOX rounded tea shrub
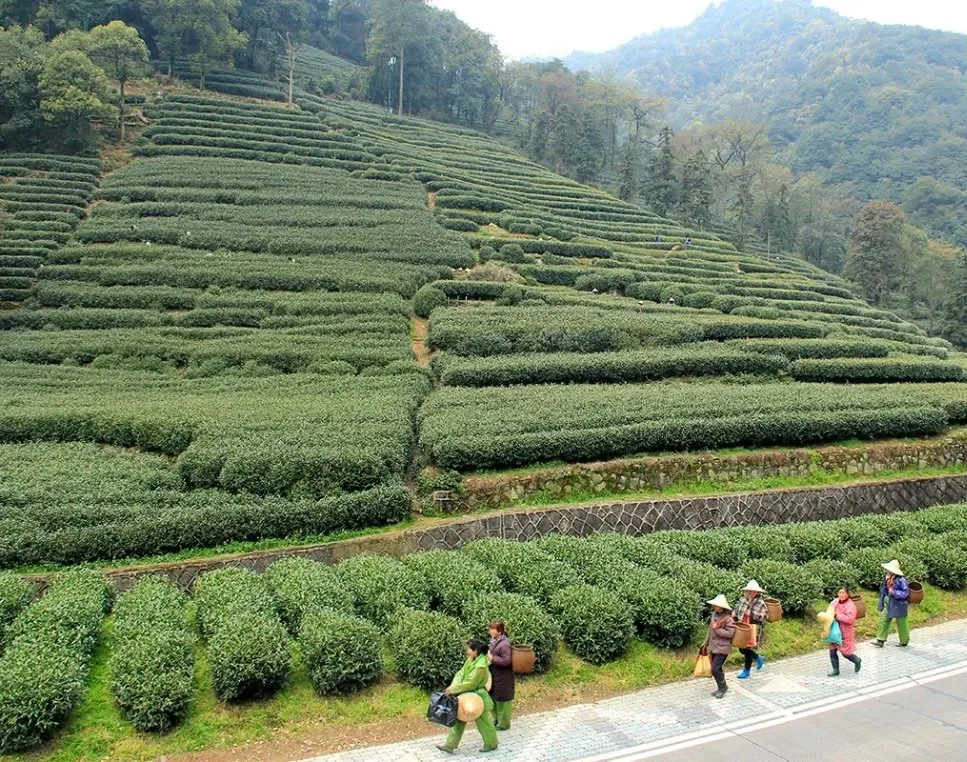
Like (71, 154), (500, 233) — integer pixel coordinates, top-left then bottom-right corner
(779, 522), (844, 564)
(550, 584), (634, 665)
(402, 550), (503, 617)
(665, 557), (744, 609)
(462, 592), (560, 674)
(802, 559), (863, 598)
(264, 557), (354, 634)
(655, 530), (749, 570)
(413, 284), (447, 319)
(207, 614), (291, 702)
(335, 554), (432, 630)
(299, 610), (383, 695)
(738, 560), (823, 616)
(586, 533), (682, 574)
(832, 519), (889, 551)
(727, 526), (794, 563)
(0, 573), (34, 645)
(892, 539), (967, 590)
(843, 548), (894, 590)
(918, 505), (967, 534)
(616, 570), (701, 649)
(462, 539), (581, 605)
(388, 608), (466, 690)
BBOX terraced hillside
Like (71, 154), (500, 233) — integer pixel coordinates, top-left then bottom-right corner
(1, 91), (966, 572)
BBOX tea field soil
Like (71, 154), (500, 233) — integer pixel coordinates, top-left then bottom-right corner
(302, 618), (967, 762)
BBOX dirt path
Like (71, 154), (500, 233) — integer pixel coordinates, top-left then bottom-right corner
(410, 316), (431, 367)
(426, 191), (436, 209)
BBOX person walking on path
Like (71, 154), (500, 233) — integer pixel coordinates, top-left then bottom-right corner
(828, 586), (862, 676)
(436, 638), (499, 754)
(487, 620), (514, 731)
(703, 594), (737, 699)
(733, 580), (768, 679)
(875, 559), (910, 648)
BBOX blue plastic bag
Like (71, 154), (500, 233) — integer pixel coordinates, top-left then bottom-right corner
(822, 620), (843, 646)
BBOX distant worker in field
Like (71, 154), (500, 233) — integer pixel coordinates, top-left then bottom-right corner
(654, 235), (662, 243)
(733, 580), (768, 679)
(874, 559), (910, 648)
(487, 620), (514, 731)
(703, 594), (736, 699)
(667, 297), (676, 306)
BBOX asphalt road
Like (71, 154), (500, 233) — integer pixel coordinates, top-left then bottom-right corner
(654, 671), (967, 761)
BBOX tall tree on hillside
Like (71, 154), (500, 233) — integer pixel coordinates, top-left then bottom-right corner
(942, 253), (967, 346)
(845, 200), (907, 306)
(88, 21), (148, 141)
(368, 0), (425, 116)
(38, 49), (116, 150)
(643, 126), (678, 217)
(236, 0), (310, 71)
(0, 25), (46, 149)
(679, 150), (713, 228)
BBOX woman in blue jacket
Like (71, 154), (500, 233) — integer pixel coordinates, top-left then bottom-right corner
(874, 559), (910, 648)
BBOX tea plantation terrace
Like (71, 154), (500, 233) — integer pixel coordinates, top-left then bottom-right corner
(0, 90), (965, 570)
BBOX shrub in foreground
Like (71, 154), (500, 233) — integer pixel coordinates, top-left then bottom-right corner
(550, 584), (634, 665)
(402, 550), (503, 617)
(738, 560), (823, 616)
(388, 608), (466, 690)
(335, 554), (432, 629)
(110, 576), (195, 732)
(300, 610), (384, 694)
(264, 557), (354, 634)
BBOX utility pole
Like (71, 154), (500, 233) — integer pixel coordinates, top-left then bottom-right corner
(397, 42), (404, 116)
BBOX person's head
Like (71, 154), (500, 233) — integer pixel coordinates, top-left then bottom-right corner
(466, 638), (488, 659)
(744, 589), (757, 600)
(488, 620), (506, 640)
(713, 605), (728, 614)
(837, 586), (851, 603)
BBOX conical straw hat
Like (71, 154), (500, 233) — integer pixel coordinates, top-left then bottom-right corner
(706, 594), (731, 610)
(882, 559), (904, 576)
(742, 579), (766, 593)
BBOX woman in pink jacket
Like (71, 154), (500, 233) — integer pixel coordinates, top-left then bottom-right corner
(828, 586), (862, 676)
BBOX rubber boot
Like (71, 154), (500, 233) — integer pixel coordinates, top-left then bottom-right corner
(756, 655), (766, 671)
(737, 668), (751, 679)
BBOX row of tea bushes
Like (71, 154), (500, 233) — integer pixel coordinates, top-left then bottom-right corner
(418, 381), (963, 471)
(5, 502), (967, 752)
(0, 571), (109, 753)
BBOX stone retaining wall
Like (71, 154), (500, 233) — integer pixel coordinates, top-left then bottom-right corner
(95, 472), (967, 593)
(453, 434), (967, 512)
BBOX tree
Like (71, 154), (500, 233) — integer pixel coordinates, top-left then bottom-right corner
(942, 253), (967, 346)
(88, 21), (148, 141)
(368, 0), (426, 116)
(0, 25), (46, 150)
(279, 30), (304, 104)
(643, 126), (678, 217)
(679, 150), (713, 228)
(844, 200), (907, 306)
(38, 49), (116, 150)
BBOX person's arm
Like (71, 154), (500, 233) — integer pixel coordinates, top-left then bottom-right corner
(752, 598), (768, 624)
(892, 577), (909, 602)
(490, 640), (512, 668)
(837, 601), (857, 625)
(719, 617), (736, 639)
(877, 582), (887, 611)
(449, 663), (487, 696)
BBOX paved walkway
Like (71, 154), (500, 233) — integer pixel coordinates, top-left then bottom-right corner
(305, 619), (967, 762)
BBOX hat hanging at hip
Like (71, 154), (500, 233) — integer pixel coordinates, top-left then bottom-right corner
(742, 579), (766, 593)
(706, 594), (731, 610)
(882, 559), (904, 577)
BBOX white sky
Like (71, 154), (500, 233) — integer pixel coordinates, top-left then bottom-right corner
(429, 1), (967, 60)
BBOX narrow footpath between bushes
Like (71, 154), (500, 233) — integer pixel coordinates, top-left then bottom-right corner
(301, 618), (967, 762)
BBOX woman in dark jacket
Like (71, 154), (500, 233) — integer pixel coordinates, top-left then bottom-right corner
(488, 620), (514, 730)
(703, 594), (736, 699)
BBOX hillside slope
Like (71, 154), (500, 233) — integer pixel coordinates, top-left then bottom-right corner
(0, 86), (965, 569)
(566, 0), (967, 245)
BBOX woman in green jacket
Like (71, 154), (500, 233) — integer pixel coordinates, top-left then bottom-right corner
(437, 638), (499, 754)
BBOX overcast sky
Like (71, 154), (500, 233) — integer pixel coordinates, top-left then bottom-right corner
(429, 1), (967, 60)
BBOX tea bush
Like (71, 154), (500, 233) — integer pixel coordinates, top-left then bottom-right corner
(550, 584), (634, 665)
(335, 554), (432, 629)
(737, 560), (823, 616)
(462, 538), (581, 604)
(300, 610), (384, 694)
(402, 550), (503, 617)
(110, 576), (195, 732)
(388, 608), (466, 690)
(193, 568), (291, 701)
(264, 558), (355, 634)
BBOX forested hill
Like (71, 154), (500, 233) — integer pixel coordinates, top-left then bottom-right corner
(566, 0), (967, 246)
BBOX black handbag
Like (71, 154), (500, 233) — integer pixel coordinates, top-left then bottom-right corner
(427, 691), (459, 727)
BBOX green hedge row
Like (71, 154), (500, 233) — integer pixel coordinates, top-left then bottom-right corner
(193, 568), (291, 702)
(265, 557), (355, 634)
(0, 571), (109, 753)
(791, 357), (964, 383)
(436, 346), (788, 387)
(429, 407), (945, 471)
(110, 577), (195, 732)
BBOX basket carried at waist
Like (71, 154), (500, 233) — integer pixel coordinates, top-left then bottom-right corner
(732, 622), (756, 649)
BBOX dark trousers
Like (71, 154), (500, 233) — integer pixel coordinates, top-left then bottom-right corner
(739, 647), (759, 670)
(711, 653), (728, 691)
(829, 650), (860, 671)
